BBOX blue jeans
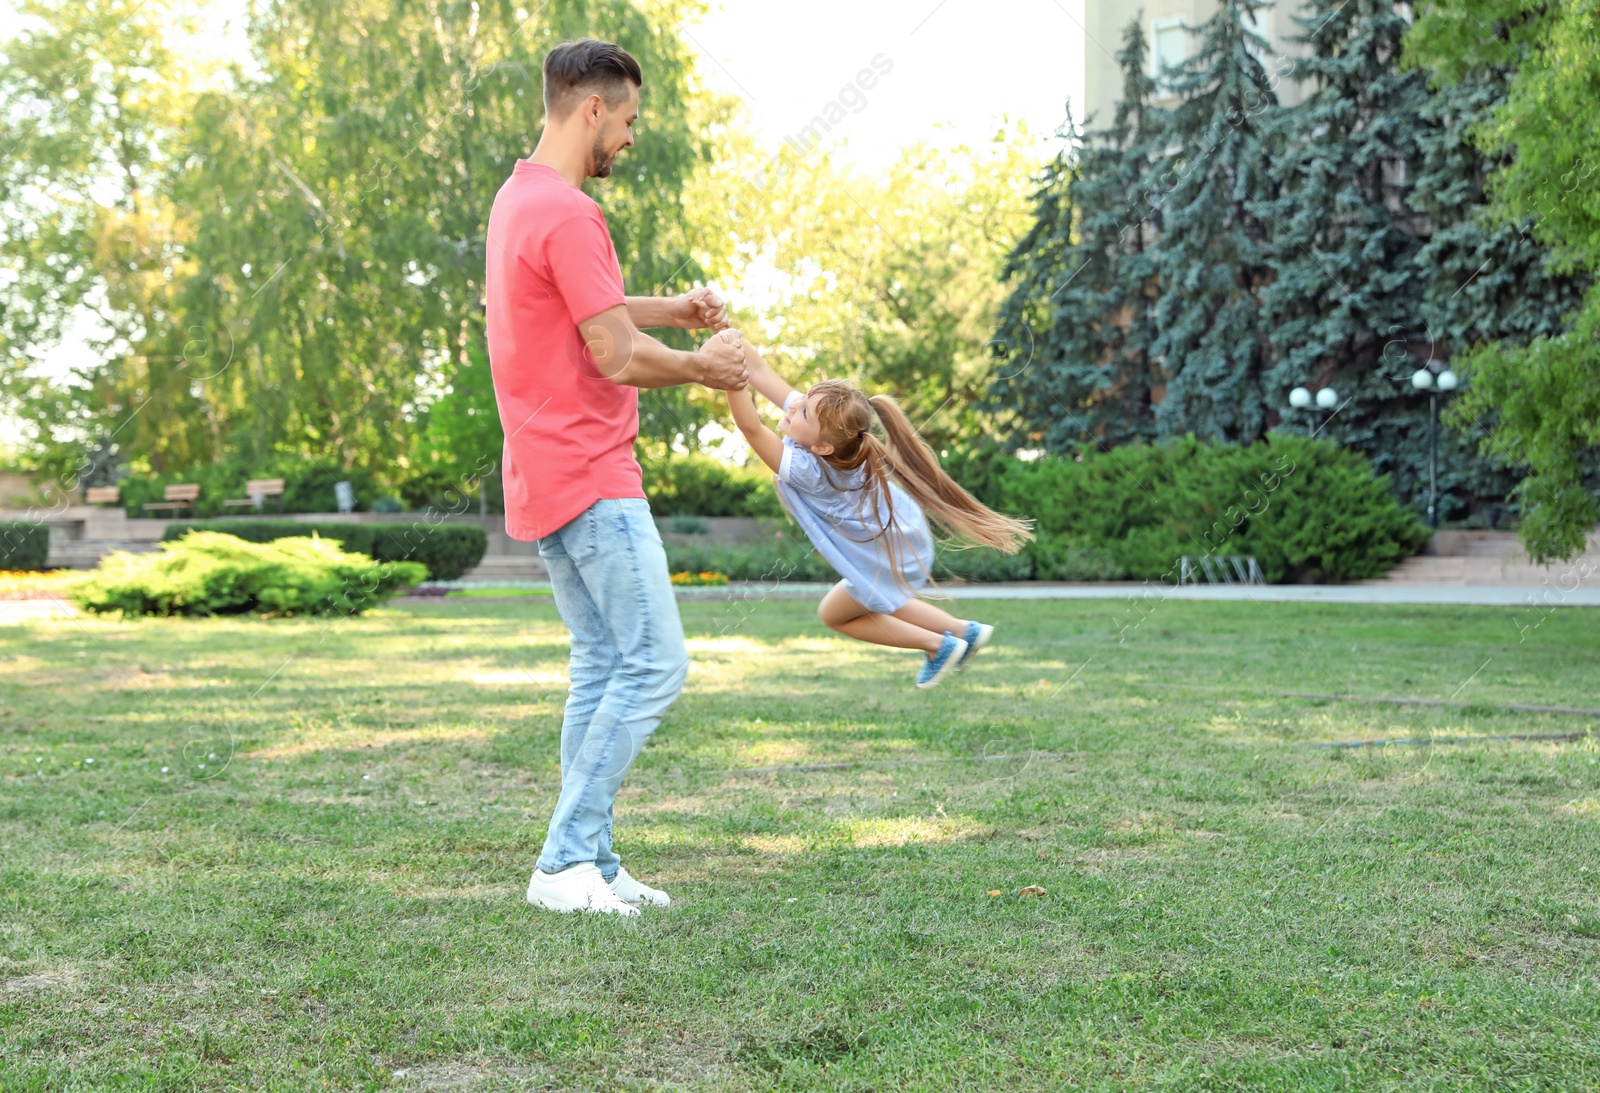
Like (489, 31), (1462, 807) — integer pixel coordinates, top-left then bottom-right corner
(534, 498), (688, 880)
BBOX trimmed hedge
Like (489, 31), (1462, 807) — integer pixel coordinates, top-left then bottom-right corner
(74, 532), (426, 617)
(161, 520), (487, 581)
(662, 525), (836, 582)
(641, 452), (784, 517)
(660, 523), (1123, 586)
(1, 522), (50, 571)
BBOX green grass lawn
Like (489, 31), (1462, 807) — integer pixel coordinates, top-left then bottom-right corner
(2, 596), (1598, 1091)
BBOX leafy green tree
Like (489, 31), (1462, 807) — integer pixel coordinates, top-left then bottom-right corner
(699, 125), (1040, 455)
(1, 0), (721, 493)
(178, 0), (715, 475)
(1407, 0), (1600, 560)
(0, 0), (205, 485)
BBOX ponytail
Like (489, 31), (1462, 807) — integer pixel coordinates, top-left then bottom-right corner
(867, 395), (1034, 553)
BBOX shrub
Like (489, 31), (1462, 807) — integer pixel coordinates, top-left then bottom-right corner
(0, 522), (49, 571)
(160, 520), (487, 580)
(665, 514), (711, 535)
(1022, 535), (1128, 581)
(73, 532), (425, 617)
(976, 434), (1427, 583)
(662, 525), (836, 582)
(934, 543), (1034, 582)
(641, 452), (784, 517)
(368, 523), (488, 581)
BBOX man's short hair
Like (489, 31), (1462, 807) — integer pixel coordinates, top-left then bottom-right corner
(542, 39), (642, 121)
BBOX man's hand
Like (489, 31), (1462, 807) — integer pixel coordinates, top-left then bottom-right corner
(675, 287), (729, 331)
(696, 328), (748, 391)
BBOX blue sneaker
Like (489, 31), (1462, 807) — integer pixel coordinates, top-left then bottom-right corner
(916, 631), (969, 690)
(954, 621), (994, 672)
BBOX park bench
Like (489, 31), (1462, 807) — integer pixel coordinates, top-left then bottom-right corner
(142, 483), (200, 518)
(222, 477), (286, 514)
(85, 486), (121, 506)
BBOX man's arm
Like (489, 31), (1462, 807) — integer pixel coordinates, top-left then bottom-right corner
(725, 386), (784, 474)
(579, 305), (747, 390)
(624, 287), (728, 331)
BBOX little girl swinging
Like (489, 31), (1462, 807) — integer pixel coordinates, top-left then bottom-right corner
(723, 336), (1034, 689)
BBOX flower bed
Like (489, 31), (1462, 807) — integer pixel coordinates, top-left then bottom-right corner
(669, 570), (729, 587)
(0, 570), (86, 601)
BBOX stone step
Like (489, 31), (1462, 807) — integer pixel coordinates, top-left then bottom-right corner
(460, 555), (548, 581)
(1369, 554), (1599, 586)
(46, 540), (159, 569)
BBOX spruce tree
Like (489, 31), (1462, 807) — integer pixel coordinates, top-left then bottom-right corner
(1253, 0), (1488, 517)
(1407, 70), (1590, 521)
(990, 18), (1161, 450)
(1144, 0), (1279, 442)
(1256, 0), (1585, 523)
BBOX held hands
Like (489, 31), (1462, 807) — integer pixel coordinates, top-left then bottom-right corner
(697, 327), (748, 391)
(676, 286), (730, 332)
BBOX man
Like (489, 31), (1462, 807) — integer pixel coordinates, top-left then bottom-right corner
(484, 38), (748, 917)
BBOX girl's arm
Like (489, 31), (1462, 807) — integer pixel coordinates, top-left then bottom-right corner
(725, 387), (785, 474)
(742, 340), (799, 412)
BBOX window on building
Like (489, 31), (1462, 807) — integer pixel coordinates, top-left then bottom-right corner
(1151, 17), (1188, 95)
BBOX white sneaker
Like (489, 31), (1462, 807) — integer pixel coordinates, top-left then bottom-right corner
(526, 862), (640, 917)
(606, 866), (671, 908)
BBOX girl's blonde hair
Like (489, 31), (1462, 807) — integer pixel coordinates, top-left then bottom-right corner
(803, 379), (1034, 562)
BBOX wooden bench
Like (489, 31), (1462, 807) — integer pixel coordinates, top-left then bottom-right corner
(222, 478), (286, 513)
(85, 486), (121, 506)
(142, 483), (200, 518)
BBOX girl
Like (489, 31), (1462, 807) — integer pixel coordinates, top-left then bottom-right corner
(724, 337), (1034, 689)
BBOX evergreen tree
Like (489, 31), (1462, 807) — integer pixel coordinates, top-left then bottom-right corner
(1401, 67), (1586, 522)
(1254, 0), (1502, 521)
(1409, 0), (1600, 561)
(1144, 0), (1280, 442)
(990, 0), (1589, 536)
(990, 18), (1161, 450)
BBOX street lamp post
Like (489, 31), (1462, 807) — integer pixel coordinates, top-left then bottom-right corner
(1411, 367), (1459, 528)
(1288, 385), (1339, 438)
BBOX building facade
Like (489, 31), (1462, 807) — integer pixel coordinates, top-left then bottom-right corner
(1082, 1), (1313, 128)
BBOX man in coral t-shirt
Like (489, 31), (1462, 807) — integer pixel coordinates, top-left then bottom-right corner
(486, 39), (748, 918)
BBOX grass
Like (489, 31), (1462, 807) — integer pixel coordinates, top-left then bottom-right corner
(2, 596), (1598, 1091)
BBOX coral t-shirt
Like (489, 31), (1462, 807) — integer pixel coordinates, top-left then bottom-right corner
(485, 160), (642, 541)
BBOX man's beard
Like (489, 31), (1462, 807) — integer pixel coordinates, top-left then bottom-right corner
(592, 135), (617, 178)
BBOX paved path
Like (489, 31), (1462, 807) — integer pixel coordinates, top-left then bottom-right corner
(427, 581), (1600, 608)
(0, 600), (78, 624)
(10, 582), (1597, 624)
(931, 582), (1600, 607)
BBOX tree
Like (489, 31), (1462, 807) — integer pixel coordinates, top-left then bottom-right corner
(0, 0), (203, 487)
(1144, 0), (1281, 442)
(178, 0), (716, 476)
(1, 0), (721, 495)
(990, 19), (1163, 451)
(1407, 0), (1600, 561)
(1254, 0), (1557, 521)
(698, 124), (1040, 455)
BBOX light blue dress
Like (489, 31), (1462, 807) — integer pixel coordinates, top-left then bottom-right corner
(774, 435), (937, 613)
